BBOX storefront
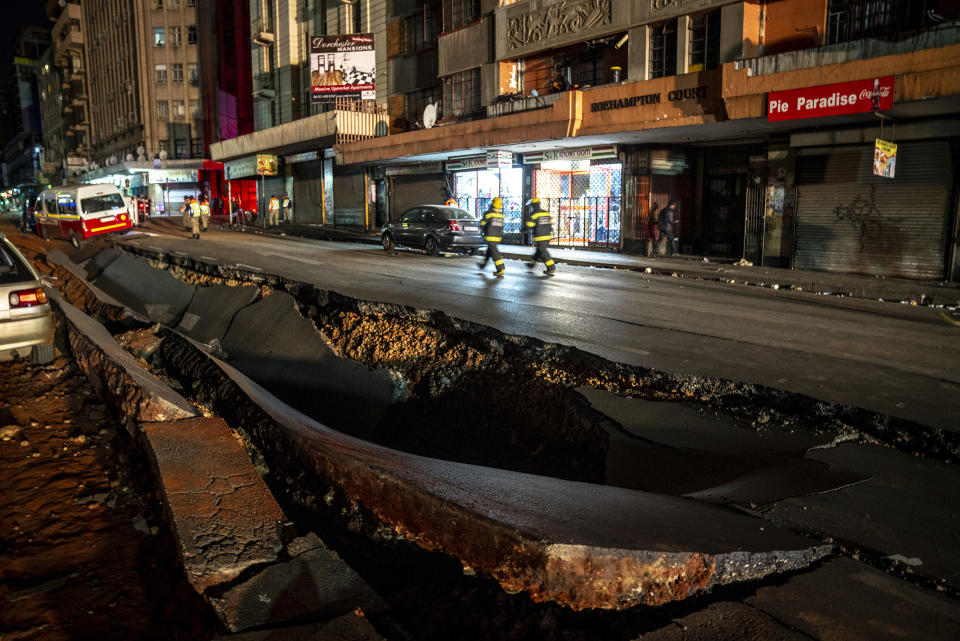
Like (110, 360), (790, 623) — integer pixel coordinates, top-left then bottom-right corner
(224, 154), (281, 224)
(285, 150), (332, 225)
(448, 153), (524, 242)
(524, 145), (622, 248)
(793, 139), (954, 279)
(385, 162), (447, 222)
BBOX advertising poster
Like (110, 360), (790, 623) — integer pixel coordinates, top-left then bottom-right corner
(310, 34), (375, 103)
(873, 139), (897, 178)
(256, 154), (278, 176)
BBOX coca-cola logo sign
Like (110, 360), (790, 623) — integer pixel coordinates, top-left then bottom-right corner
(768, 76), (894, 122)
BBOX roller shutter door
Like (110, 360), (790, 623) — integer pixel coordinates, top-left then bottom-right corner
(332, 171), (366, 228)
(794, 141), (952, 279)
(389, 174), (447, 221)
(292, 161), (325, 224)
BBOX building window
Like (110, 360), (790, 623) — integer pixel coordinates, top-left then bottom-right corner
(168, 0), (180, 8)
(169, 26), (182, 46)
(157, 100), (169, 119)
(171, 63), (183, 83)
(153, 27), (165, 46)
(152, 0), (163, 9)
(442, 0), (480, 33)
(649, 20), (677, 79)
(188, 25), (197, 44)
(173, 99), (185, 119)
(442, 68), (480, 119)
(406, 86), (442, 127)
(190, 99), (200, 118)
(188, 63), (199, 86)
(191, 137), (203, 156)
(557, 47), (606, 88)
(405, 5), (438, 54)
(186, 0), (196, 6)
(159, 139), (171, 155)
(155, 63), (167, 83)
(689, 10), (721, 72)
(825, 0), (922, 44)
(175, 137), (189, 158)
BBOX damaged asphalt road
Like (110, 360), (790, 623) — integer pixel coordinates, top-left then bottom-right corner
(5, 226), (960, 640)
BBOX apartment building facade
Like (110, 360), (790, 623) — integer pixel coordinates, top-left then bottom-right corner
(336, 0), (960, 282)
(2, 25), (51, 187)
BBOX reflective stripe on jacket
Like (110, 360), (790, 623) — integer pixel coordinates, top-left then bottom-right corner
(189, 202), (201, 217)
(199, 203), (210, 215)
(526, 208), (552, 242)
(481, 210), (504, 242)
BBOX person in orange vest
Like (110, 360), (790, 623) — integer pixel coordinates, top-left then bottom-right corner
(199, 196), (211, 232)
(268, 194), (280, 227)
(188, 196), (202, 239)
(444, 195), (457, 206)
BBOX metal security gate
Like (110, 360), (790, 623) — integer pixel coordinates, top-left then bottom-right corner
(533, 164), (622, 248)
(390, 174), (447, 221)
(794, 140), (953, 279)
(743, 182), (765, 263)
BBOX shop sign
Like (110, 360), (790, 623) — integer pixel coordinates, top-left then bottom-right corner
(446, 156), (488, 171)
(873, 139), (897, 179)
(486, 151), (514, 168)
(767, 76), (894, 122)
(523, 145), (617, 164)
(310, 34), (375, 103)
(257, 154), (278, 176)
(384, 162), (444, 176)
(590, 86), (708, 112)
(224, 156), (258, 180)
(284, 151), (319, 164)
(147, 169), (198, 184)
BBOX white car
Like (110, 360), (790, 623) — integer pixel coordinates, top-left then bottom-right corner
(0, 233), (55, 363)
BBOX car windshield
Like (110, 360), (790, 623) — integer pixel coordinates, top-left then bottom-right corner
(0, 242), (34, 284)
(81, 193), (125, 214)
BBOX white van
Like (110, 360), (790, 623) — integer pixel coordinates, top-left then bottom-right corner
(34, 184), (134, 248)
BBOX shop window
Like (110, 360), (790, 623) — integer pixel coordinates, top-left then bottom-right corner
(442, 68), (480, 119)
(404, 5), (438, 54)
(442, 0), (480, 33)
(649, 19), (677, 79)
(688, 10), (720, 72)
(155, 63), (167, 84)
(154, 27), (165, 46)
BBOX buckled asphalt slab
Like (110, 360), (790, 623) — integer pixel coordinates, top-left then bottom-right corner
(48, 288), (386, 634)
(174, 284), (260, 347)
(91, 251), (196, 325)
(216, 611), (383, 641)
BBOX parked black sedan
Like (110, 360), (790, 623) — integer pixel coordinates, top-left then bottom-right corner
(382, 205), (484, 256)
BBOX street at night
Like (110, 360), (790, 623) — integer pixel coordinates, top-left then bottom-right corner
(2, 0), (960, 639)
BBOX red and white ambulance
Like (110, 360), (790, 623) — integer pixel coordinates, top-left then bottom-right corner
(34, 184), (134, 248)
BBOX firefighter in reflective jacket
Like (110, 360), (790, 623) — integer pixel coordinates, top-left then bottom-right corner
(188, 196), (202, 239)
(199, 197), (211, 232)
(477, 197), (505, 277)
(525, 198), (556, 275)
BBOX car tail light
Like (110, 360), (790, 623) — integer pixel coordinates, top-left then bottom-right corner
(446, 220), (461, 232)
(9, 287), (47, 308)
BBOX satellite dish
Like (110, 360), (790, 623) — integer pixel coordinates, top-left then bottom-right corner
(422, 103), (437, 129)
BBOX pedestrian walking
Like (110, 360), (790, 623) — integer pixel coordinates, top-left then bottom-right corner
(655, 200), (679, 257)
(268, 194), (280, 227)
(524, 198), (556, 275)
(199, 196), (211, 232)
(477, 197), (506, 277)
(188, 196), (202, 239)
(281, 194), (292, 223)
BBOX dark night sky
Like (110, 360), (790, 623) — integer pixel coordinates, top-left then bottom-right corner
(1, 2), (51, 85)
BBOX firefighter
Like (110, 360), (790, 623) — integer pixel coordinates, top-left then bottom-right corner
(188, 196), (202, 239)
(525, 198), (556, 275)
(477, 197), (505, 278)
(268, 194), (280, 227)
(444, 195), (457, 206)
(199, 196), (211, 232)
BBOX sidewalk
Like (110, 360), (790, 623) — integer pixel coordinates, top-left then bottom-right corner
(183, 218), (960, 309)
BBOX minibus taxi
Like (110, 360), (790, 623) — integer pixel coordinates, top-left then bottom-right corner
(35, 184), (133, 248)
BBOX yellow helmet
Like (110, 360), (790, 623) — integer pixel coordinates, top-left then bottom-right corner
(491, 197), (503, 211)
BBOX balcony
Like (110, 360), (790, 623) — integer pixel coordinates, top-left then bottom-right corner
(335, 99), (389, 143)
(486, 92), (562, 118)
(252, 18), (274, 46)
